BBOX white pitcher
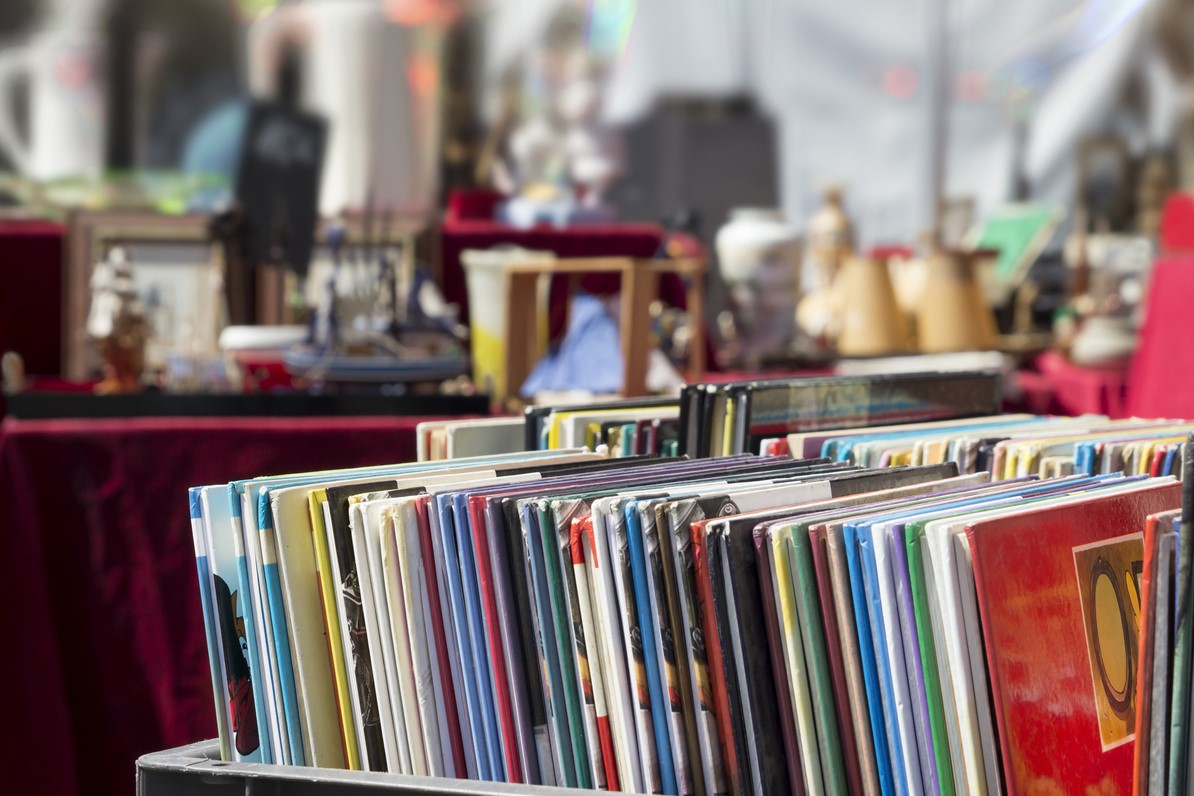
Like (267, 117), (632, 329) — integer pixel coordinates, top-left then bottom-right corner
(0, 29), (106, 180)
(248, 0), (444, 219)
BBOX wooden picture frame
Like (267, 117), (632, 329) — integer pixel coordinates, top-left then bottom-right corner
(64, 211), (215, 381)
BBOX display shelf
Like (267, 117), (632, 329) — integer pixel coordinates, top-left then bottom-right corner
(137, 741), (599, 796)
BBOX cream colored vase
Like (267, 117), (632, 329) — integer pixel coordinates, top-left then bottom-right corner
(915, 250), (998, 353)
(836, 256), (911, 356)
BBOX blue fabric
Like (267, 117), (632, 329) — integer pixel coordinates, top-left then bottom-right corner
(521, 292), (623, 398)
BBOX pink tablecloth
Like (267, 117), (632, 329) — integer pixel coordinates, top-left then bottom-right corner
(1127, 256), (1194, 418)
(1013, 350), (1129, 418)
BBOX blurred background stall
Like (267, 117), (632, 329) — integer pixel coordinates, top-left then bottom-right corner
(5, 1), (1194, 793)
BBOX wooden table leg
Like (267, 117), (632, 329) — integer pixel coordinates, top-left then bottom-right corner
(620, 264), (659, 397)
(503, 271), (541, 405)
(686, 268), (707, 381)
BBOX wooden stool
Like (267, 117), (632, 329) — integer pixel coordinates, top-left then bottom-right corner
(502, 256), (707, 403)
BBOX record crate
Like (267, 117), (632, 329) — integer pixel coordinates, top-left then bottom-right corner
(137, 741), (595, 796)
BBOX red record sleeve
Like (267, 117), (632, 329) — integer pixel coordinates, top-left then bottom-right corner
(692, 520), (742, 795)
(966, 483), (1181, 795)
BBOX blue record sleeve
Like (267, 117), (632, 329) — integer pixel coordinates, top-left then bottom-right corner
(842, 519), (903, 796)
(425, 492), (479, 780)
(625, 499), (678, 794)
(191, 487), (233, 762)
(224, 479), (280, 763)
(451, 493), (507, 780)
(824, 417), (1051, 463)
(434, 492), (492, 780)
(256, 487), (306, 765)
(856, 519), (921, 796)
(202, 482), (268, 763)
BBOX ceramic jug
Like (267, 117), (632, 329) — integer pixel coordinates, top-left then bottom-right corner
(836, 255), (911, 357)
(715, 208), (802, 362)
(248, 0), (445, 218)
(915, 249), (998, 352)
(0, 29), (106, 180)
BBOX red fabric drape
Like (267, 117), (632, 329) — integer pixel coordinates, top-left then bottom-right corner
(0, 416), (432, 795)
(0, 221), (64, 376)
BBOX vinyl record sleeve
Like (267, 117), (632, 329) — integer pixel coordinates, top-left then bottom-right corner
(460, 493), (522, 782)
(326, 481), (404, 772)
(569, 515), (621, 791)
(771, 524), (825, 795)
(448, 494), (503, 782)
(889, 523), (938, 795)
(543, 499), (607, 789)
(653, 497), (712, 795)
(966, 481), (1182, 794)
(661, 498), (729, 795)
(743, 371), (1003, 452)
(229, 482), (284, 764)
(702, 472), (1002, 796)
(825, 517), (901, 796)
(247, 487), (296, 762)
(423, 494), (477, 780)
(189, 489), (234, 763)
(477, 494), (540, 784)
(391, 499), (448, 776)
(824, 521), (890, 796)
(307, 487), (360, 769)
(434, 490), (492, 778)
(1151, 527), (1177, 796)
(364, 494), (439, 775)
(1170, 437), (1194, 794)
(593, 497), (655, 792)
(856, 517), (927, 796)
(202, 486), (268, 763)
(789, 415), (1039, 461)
(753, 528), (807, 796)
(518, 498), (579, 787)
(692, 520), (745, 795)
(636, 497), (696, 795)
(953, 534), (1002, 795)
(349, 495), (411, 774)
(254, 486), (306, 765)
(615, 495), (676, 794)
(248, 450), (589, 771)
(501, 495), (558, 786)
(446, 417), (525, 460)
(536, 497), (595, 788)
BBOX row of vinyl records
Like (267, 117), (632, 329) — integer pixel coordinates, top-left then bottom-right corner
(190, 406), (1194, 795)
(417, 370), (1006, 463)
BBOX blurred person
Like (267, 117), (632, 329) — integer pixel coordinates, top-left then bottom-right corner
(104, 0), (244, 170)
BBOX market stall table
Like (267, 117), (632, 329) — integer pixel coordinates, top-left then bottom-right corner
(0, 415), (441, 796)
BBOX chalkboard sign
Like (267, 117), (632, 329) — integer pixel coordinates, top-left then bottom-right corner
(234, 100), (328, 275)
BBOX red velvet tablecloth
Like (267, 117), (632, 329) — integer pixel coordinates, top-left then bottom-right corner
(0, 415), (435, 795)
(0, 220), (64, 376)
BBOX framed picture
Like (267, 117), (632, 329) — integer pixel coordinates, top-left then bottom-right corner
(965, 203), (1063, 307)
(64, 211), (217, 381)
(64, 210), (425, 380)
